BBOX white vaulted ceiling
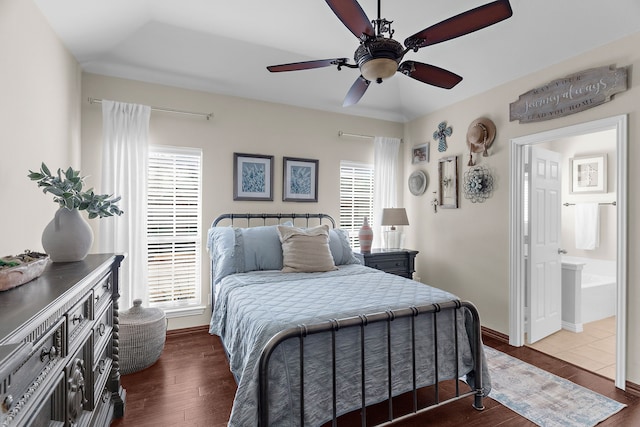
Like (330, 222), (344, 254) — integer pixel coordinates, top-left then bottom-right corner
(34, 0), (640, 122)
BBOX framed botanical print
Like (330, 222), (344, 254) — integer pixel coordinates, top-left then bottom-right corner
(570, 154), (607, 194)
(283, 157), (318, 202)
(233, 153), (274, 201)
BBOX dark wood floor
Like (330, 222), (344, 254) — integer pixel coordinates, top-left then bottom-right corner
(111, 328), (640, 427)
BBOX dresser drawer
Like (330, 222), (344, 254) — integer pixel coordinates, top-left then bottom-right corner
(368, 256), (408, 272)
(93, 302), (113, 358)
(0, 320), (64, 426)
(91, 344), (113, 409)
(93, 273), (113, 313)
(4, 371), (65, 427)
(68, 293), (92, 348)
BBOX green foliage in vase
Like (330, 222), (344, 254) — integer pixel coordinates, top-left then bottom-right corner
(28, 163), (124, 219)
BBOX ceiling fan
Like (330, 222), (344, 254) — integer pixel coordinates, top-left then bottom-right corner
(267, 0), (513, 106)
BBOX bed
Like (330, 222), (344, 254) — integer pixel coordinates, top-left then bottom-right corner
(207, 213), (489, 426)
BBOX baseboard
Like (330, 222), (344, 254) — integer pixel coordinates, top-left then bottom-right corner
(561, 320), (583, 333)
(166, 325), (209, 337)
(626, 381), (640, 396)
(481, 326), (509, 344)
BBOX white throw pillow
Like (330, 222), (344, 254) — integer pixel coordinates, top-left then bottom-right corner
(276, 224), (338, 273)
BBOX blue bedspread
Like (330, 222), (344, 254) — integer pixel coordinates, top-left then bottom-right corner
(209, 264), (490, 426)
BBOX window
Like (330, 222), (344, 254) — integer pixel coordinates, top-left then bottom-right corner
(147, 146), (202, 312)
(339, 161), (374, 249)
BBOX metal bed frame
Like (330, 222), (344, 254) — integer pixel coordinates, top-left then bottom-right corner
(258, 300), (484, 426)
(209, 213), (485, 426)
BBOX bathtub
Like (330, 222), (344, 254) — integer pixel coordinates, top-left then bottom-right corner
(561, 256), (616, 332)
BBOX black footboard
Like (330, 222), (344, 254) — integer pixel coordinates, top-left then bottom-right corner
(258, 300), (485, 426)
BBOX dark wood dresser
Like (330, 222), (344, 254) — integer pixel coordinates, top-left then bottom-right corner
(0, 254), (125, 427)
(355, 249), (419, 279)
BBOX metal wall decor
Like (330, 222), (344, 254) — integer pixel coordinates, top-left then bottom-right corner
(408, 170), (428, 196)
(433, 121), (453, 152)
(463, 165), (494, 203)
(509, 65), (628, 123)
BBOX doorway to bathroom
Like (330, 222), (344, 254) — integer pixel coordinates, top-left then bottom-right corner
(509, 115), (628, 390)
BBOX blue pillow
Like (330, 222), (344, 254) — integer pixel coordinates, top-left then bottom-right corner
(207, 226), (236, 284)
(234, 225), (287, 272)
(328, 229), (361, 265)
(208, 223), (356, 281)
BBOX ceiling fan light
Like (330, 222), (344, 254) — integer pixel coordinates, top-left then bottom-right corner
(360, 58), (398, 82)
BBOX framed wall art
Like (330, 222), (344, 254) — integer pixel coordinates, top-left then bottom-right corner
(233, 153), (274, 201)
(438, 155), (459, 208)
(283, 157), (318, 202)
(412, 143), (429, 164)
(569, 154), (607, 194)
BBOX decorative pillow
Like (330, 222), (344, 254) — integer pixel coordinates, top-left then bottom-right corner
(328, 229), (361, 265)
(234, 225), (286, 272)
(207, 226), (236, 284)
(277, 224), (338, 273)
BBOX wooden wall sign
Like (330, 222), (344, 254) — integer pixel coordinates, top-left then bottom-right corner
(509, 65), (627, 123)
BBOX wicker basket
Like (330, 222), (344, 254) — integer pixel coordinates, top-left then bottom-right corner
(119, 299), (166, 375)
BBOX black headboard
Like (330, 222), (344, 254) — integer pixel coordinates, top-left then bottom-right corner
(211, 213), (336, 228)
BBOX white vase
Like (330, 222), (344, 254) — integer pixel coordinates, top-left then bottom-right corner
(42, 208), (94, 262)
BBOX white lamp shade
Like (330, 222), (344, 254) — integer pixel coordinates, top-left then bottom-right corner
(381, 208), (409, 227)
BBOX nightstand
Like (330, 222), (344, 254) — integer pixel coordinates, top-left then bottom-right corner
(355, 249), (419, 279)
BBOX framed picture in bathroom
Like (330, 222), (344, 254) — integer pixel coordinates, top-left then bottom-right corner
(569, 154), (607, 194)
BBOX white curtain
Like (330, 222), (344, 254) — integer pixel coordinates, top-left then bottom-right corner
(373, 136), (401, 248)
(100, 100), (151, 310)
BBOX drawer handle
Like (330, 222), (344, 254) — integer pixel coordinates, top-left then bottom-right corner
(72, 314), (84, 324)
(98, 323), (106, 336)
(2, 394), (13, 412)
(103, 279), (111, 291)
(40, 346), (58, 362)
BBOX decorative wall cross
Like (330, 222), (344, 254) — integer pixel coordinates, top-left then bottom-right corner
(433, 121), (453, 152)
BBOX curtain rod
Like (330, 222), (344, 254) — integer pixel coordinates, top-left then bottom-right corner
(338, 131), (403, 143)
(563, 201), (616, 206)
(88, 97), (213, 120)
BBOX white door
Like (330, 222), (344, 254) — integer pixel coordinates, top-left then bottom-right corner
(527, 146), (562, 344)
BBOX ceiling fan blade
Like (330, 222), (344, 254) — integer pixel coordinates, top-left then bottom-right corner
(343, 76), (370, 107)
(404, 0), (512, 49)
(267, 58), (347, 72)
(399, 61), (462, 89)
(325, 0), (375, 40)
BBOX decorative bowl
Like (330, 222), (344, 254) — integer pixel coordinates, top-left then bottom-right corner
(0, 251), (50, 292)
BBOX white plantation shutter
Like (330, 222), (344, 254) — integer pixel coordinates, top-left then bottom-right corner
(147, 146), (202, 308)
(340, 161), (374, 249)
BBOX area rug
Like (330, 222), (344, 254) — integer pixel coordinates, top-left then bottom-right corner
(484, 346), (626, 427)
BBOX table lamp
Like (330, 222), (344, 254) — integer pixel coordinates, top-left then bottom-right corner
(381, 208), (409, 249)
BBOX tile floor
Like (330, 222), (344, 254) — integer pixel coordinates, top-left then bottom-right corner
(528, 316), (616, 379)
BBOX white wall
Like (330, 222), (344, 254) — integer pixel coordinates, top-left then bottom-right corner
(541, 129), (617, 261)
(80, 73), (403, 329)
(402, 31), (640, 384)
(0, 0), (81, 255)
